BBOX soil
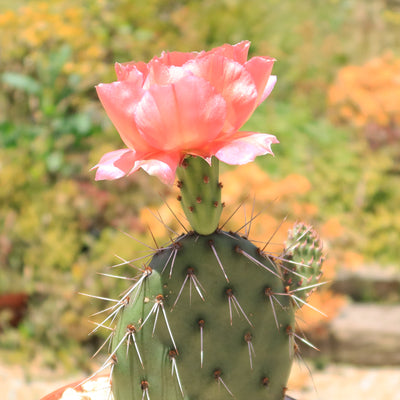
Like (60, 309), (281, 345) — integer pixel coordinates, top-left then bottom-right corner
(1, 361), (400, 400)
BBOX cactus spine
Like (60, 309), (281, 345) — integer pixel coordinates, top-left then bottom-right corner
(105, 156), (323, 400)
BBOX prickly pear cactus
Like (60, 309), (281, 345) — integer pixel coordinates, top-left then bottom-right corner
(103, 157), (324, 400)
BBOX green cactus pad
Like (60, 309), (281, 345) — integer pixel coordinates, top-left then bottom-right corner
(176, 156), (222, 235)
(282, 222), (324, 302)
(111, 266), (184, 400)
(111, 231), (296, 400)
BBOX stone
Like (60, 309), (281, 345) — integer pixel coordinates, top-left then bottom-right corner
(331, 265), (400, 302)
(329, 303), (400, 365)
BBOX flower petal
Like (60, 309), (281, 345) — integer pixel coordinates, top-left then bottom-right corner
(92, 149), (137, 180)
(96, 81), (150, 152)
(135, 153), (180, 185)
(157, 50), (200, 66)
(144, 60), (190, 88)
(260, 75), (277, 104)
(244, 57), (276, 104)
(206, 41), (251, 64)
(134, 75), (226, 152)
(215, 133), (279, 165)
(115, 61), (148, 81)
(186, 54), (257, 132)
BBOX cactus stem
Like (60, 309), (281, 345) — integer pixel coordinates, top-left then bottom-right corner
(213, 369), (234, 397)
(226, 288), (254, 327)
(244, 332), (256, 370)
(198, 319), (205, 368)
(235, 247), (282, 280)
(209, 240), (230, 282)
(172, 267), (205, 309)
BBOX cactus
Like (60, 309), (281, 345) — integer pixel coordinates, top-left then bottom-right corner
(89, 42), (324, 400)
(102, 157), (323, 400)
(282, 223), (324, 302)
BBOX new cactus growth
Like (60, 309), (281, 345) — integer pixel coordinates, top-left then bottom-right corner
(283, 223), (324, 302)
(176, 156), (222, 235)
(88, 42), (325, 400)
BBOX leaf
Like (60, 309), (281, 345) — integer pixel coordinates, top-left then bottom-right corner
(1, 72), (41, 95)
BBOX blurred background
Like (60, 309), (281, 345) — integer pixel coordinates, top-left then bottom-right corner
(0, 0), (400, 398)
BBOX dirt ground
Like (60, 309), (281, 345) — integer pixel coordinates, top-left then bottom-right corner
(1, 361), (400, 400)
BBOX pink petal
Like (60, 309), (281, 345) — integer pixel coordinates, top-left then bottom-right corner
(244, 57), (276, 104)
(135, 153), (180, 185)
(134, 75), (226, 152)
(115, 61), (148, 81)
(96, 81), (150, 152)
(186, 54), (257, 132)
(260, 75), (277, 104)
(157, 51), (200, 66)
(206, 41), (251, 64)
(144, 60), (190, 88)
(92, 149), (137, 180)
(215, 133), (279, 165)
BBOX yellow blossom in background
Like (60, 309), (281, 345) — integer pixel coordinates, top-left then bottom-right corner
(328, 53), (400, 129)
(0, 2), (108, 87)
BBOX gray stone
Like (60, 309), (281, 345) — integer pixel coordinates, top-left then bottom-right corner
(329, 303), (400, 365)
(331, 265), (400, 302)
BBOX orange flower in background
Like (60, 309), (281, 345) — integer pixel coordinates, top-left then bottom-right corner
(93, 41), (278, 183)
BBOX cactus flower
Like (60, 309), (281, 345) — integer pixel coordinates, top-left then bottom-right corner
(93, 41), (278, 184)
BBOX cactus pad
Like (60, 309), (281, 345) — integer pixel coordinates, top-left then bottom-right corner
(111, 231), (297, 400)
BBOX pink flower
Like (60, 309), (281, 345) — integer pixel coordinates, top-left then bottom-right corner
(93, 41), (278, 184)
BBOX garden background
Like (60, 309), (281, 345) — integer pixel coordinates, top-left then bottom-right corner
(0, 0), (400, 398)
